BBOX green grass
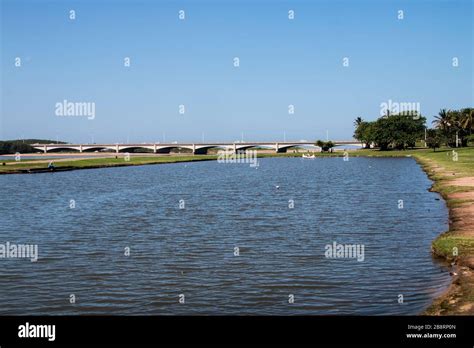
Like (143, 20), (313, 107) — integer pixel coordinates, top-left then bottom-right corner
(0, 155), (217, 173)
(433, 184), (474, 198)
(413, 147), (474, 177)
(432, 233), (474, 260)
(446, 198), (474, 208)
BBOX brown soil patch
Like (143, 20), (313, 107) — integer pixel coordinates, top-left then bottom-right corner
(449, 177), (474, 187)
(447, 177), (474, 236)
(449, 191), (474, 200)
(450, 207), (474, 234)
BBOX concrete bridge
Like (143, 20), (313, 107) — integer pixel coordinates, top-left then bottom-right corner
(31, 141), (361, 155)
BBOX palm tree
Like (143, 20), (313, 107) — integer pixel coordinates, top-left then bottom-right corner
(354, 117), (363, 127)
(460, 108), (474, 135)
(432, 109), (451, 130)
(433, 109), (456, 146)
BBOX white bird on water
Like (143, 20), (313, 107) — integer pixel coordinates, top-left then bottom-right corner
(275, 185), (280, 189)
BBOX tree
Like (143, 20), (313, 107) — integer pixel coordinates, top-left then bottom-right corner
(354, 117), (363, 127)
(353, 121), (375, 148)
(353, 107), (473, 151)
(315, 140), (335, 152)
(0, 141), (35, 155)
(432, 109), (451, 131)
(371, 114), (426, 150)
(432, 108), (473, 147)
(460, 108), (473, 135)
(353, 112), (426, 151)
(425, 129), (443, 152)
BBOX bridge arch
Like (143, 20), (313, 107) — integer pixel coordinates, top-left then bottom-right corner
(278, 144), (320, 153)
(82, 146), (115, 152)
(234, 144), (274, 152)
(39, 146), (80, 153)
(193, 145), (226, 155)
(275, 144), (298, 153)
(118, 146), (155, 153)
(154, 146), (194, 154)
(235, 144), (299, 153)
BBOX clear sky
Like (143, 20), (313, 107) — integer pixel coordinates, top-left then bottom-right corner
(1, 0), (472, 143)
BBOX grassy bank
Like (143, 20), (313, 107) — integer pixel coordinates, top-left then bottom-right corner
(0, 155), (218, 174)
(412, 148), (474, 259)
(408, 148), (474, 315)
(0, 151), (352, 174)
(411, 148), (474, 315)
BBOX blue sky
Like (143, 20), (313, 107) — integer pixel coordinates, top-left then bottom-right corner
(1, 0), (472, 143)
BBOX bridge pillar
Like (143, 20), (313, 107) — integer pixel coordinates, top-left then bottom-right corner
(192, 144), (196, 154)
(275, 142), (287, 153)
(43, 145), (47, 153)
(116, 144), (119, 153)
(153, 144), (157, 153)
(79, 145), (83, 153)
(233, 143), (237, 153)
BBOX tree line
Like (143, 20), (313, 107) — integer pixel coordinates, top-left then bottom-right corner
(428, 108), (474, 149)
(353, 108), (473, 151)
(0, 139), (63, 155)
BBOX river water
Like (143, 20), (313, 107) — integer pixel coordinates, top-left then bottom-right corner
(0, 157), (451, 315)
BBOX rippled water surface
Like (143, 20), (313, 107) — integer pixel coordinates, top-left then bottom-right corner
(0, 157), (451, 315)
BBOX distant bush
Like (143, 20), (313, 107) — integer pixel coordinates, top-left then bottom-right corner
(0, 141), (35, 154)
(315, 140), (335, 152)
(425, 129), (444, 151)
(0, 139), (63, 154)
(467, 134), (474, 146)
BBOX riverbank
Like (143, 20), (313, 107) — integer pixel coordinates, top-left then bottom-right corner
(0, 151), (336, 174)
(0, 154), (218, 174)
(413, 148), (474, 315)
